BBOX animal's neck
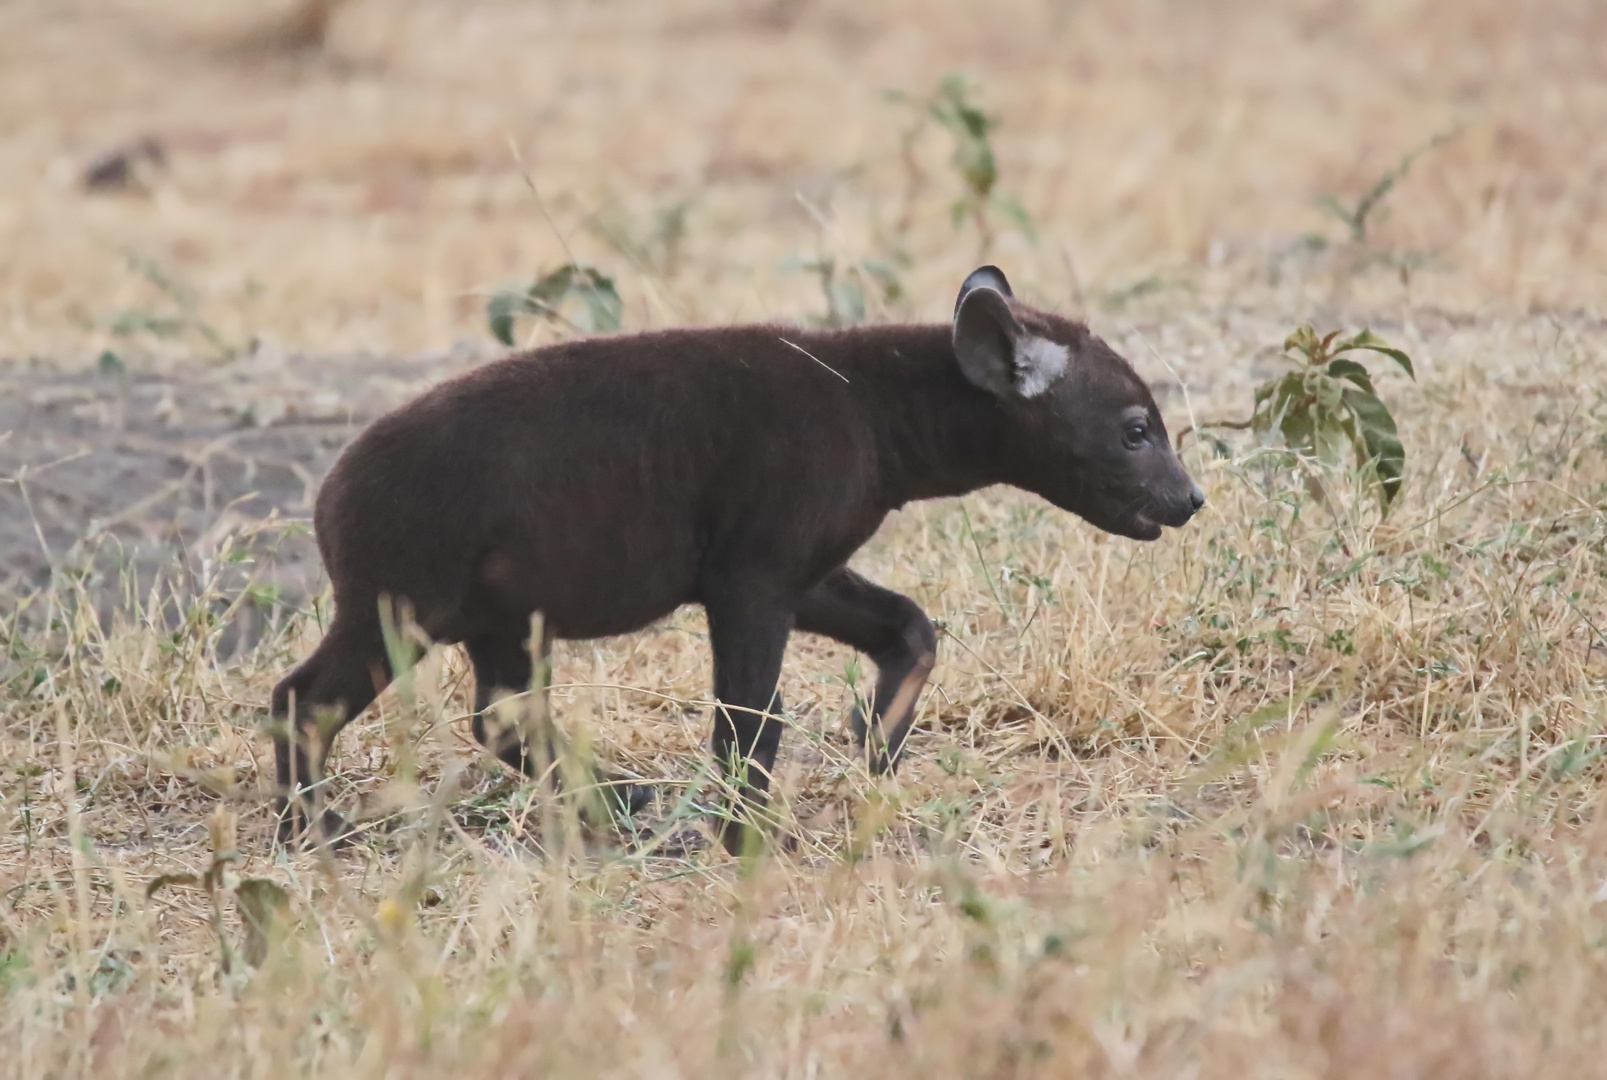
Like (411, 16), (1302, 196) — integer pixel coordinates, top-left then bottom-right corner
(833, 324), (1013, 507)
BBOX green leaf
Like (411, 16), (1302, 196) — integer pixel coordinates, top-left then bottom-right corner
(921, 74), (1002, 204)
(1252, 371), (1306, 440)
(486, 289), (525, 347)
(1308, 370), (1344, 412)
(525, 264), (576, 305)
(952, 138), (997, 199)
(1326, 357), (1376, 394)
(235, 878), (291, 968)
(487, 263), (623, 344)
(145, 872), (200, 898)
(531, 264), (623, 333)
(1283, 325), (1321, 362)
(573, 273), (623, 333)
(1333, 329), (1415, 380)
(1278, 401), (1317, 456)
(1316, 193), (1358, 235)
(1313, 410), (1351, 468)
(1344, 386), (1406, 510)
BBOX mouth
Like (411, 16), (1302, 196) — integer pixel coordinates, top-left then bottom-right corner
(1075, 486), (1186, 541)
(1121, 512), (1164, 542)
(1117, 492), (1202, 539)
(1098, 489), (1166, 541)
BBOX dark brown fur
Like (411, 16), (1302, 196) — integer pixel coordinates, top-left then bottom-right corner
(270, 267), (1203, 852)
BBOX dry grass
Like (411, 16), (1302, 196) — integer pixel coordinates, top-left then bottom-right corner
(4, 1), (1607, 1077)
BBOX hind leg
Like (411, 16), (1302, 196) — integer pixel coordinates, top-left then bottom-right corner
(795, 567), (937, 774)
(270, 612), (390, 846)
(467, 626), (653, 818)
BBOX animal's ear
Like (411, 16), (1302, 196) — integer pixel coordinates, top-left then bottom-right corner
(952, 286), (1071, 399)
(953, 265), (1014, 316)
(952, 285), (1020, 396)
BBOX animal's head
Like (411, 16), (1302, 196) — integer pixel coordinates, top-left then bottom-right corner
(951, 265), (1204, 541)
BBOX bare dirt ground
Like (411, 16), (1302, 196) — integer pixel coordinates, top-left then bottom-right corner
(0, 342), (492, 607)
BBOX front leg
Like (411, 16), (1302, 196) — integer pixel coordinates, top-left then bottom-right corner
(703, 589), (795, 855)
(795, 567), (937, 773)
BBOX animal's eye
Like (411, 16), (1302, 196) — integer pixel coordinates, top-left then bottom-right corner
(1122, 422), (1148, 449)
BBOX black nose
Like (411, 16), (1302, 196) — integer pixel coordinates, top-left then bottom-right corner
(1188, 483), (1206, 512)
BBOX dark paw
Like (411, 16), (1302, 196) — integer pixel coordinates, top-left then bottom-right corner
(593, 774), (656, 823)
(275, 801), (357, 850)
(719, 815), (784, 858)
(619, 782), (657, 817)
(604, 774), (656, 816)
(850, 714), (902, 775)
(719, 817), (750, 857)
(850, 741), (897, 776)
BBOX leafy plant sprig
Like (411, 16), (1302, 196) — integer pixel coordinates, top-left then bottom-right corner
(888, 74), (1034, 256)
(487, 262), (623, 346)
(1319, 126), (1460, 244)
(1179, 326), (1416, 513)
(146, 808), (290, 972)
(106, 250), (235, 363)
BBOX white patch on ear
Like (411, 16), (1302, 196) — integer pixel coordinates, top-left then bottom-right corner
(1013, 336), (1069, 397)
